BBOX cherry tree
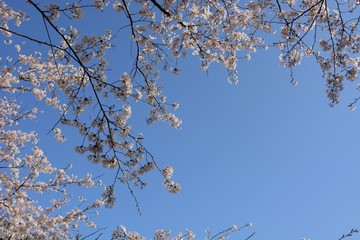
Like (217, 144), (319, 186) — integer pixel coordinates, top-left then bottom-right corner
(0, 98), (106, 239)
(0, 0), (359, 238)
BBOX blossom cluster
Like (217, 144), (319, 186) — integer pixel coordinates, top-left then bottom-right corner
(1, 0), (182, 202)
(273, 0), (359, 105)
(0, 98), (103, 239)
(110, 223), (254, 240)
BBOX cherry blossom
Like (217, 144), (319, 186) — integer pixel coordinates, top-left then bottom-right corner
(0, 0), (358, 238)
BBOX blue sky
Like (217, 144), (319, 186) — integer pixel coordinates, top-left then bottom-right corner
(107, 52), (360, 239)
(3, 1), (360, 239)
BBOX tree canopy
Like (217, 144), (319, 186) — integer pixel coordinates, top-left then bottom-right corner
(0, 0), (359, 239)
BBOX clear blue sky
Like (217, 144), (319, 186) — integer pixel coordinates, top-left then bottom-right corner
(3, 1), (360, 239)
